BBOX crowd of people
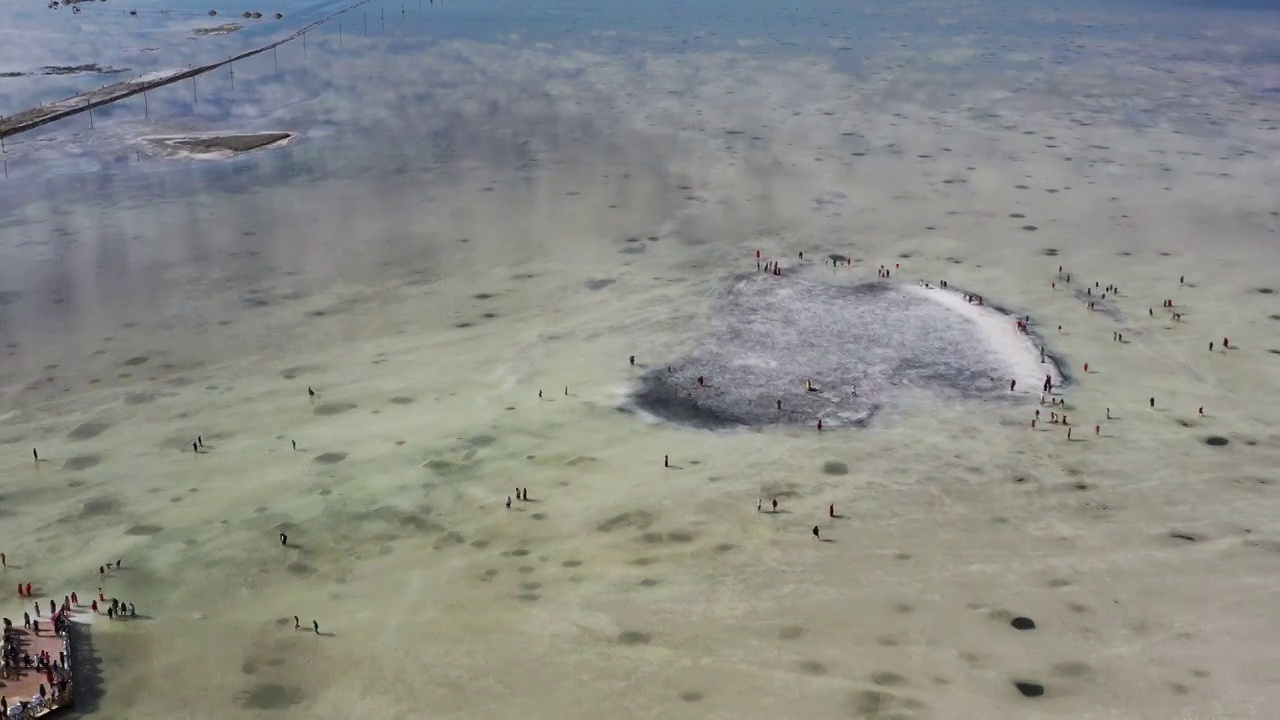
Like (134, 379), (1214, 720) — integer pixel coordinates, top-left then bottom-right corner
(1, 601), (74, 718)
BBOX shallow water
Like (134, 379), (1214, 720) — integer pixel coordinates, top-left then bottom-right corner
(2, 0), (1280, 718)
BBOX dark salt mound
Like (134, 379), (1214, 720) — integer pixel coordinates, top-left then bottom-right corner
(154, 132), (293, 154)
(632, 273), (1027, 429)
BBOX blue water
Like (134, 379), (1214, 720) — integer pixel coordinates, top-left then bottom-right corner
(0, 0), (1277, 252)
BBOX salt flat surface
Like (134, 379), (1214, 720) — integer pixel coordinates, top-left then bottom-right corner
(631, 271), (1063, 429)
(1, 0), (1280, 718)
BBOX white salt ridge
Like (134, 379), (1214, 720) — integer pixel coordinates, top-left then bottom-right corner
(903, 283), (1064, 395)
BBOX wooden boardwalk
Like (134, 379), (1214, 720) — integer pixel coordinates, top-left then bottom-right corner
(0, 0), (379, 140)
(1, 615), (73, 716)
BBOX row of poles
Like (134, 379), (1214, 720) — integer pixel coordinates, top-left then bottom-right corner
(1, 0), (436, 158)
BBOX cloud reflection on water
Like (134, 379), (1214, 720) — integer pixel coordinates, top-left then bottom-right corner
(0, 0), (1276, 353)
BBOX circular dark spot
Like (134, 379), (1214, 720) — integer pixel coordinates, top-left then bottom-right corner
(617, 631), (652, 645)
(1041, 248), (1058, 256)
(286, 561), (317, 577)
(313, 452), (348, 465)
(1009, 213), (1025, 218)
(871, 671), (906, 686)
(796, 659), (827, 675)
(67, 421), (111, 441)
(390, 396), (415, 404)
(313, 403), (357, 416)
(1014, 681), (1045, 698)
(124, 524), (163, 536)
(1253, 288), (1274, 295)
(1204, 436), (1229, 447)
(639, 578), (660, 587)
(63, 455), (101, 470)
(239, 683), (301, 711)
(561, 559), (583, 568)
(678, 691), (703, 703)
(822, 460), (849, 475)
(1010, 616), (1036, 631)
(1022, 225), (1038, 232)
(778, 625), (805, 640)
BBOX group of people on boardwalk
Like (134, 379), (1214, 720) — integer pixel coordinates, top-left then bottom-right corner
(0, 554), (138, 716)
(1, 598), (73, 717)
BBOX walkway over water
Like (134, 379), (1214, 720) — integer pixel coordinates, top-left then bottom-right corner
(0, 0), (378, 140)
